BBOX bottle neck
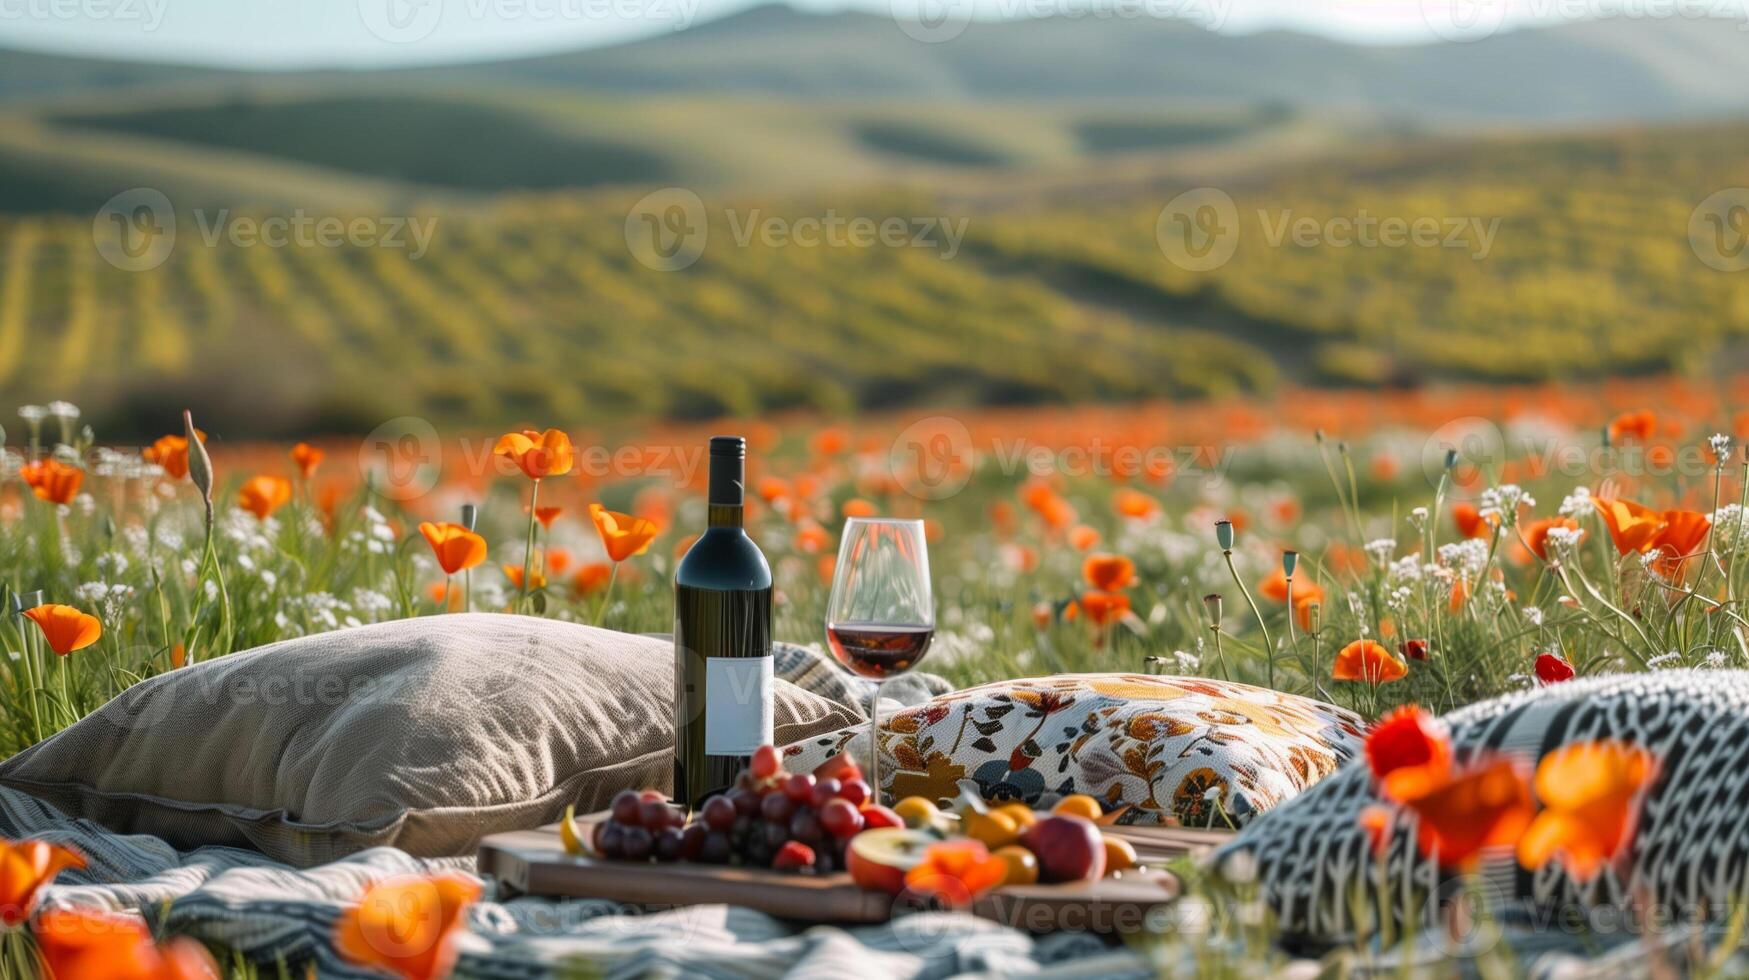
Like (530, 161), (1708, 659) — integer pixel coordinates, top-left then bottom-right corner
(707, 447), (745, 528)
(707, 503), (744, 528)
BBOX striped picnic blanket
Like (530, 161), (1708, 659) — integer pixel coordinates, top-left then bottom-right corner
(6, 640), (1147, 978)
(7, 783), (1146, 978)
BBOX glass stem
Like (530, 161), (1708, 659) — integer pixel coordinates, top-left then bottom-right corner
(869, 679), (883, 805)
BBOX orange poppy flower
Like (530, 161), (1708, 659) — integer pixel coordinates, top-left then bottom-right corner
(1079, 591), (1131, 626)
(494, 429), (574, 480)
(419, 522), (487, 575)
(990, 501), (1017, 538)
(810, 428), (849, 457)
(1522, 517), (1579, 561)
(1365, 705), (1451, 790)
(1358, 805), (1394, 858)
(842, 498), (877, 519)
(546, 548), (572, 575)
(795, 522), (831, 554)
(20, 459), (82, 505)
(1593, 497), (1665, 555)
(34, 907), (218, 980)
(902, 840), (1008, 909)
(1332, 639), (1407, 684)
(1081, 554), (1135, 592)
(816, 554), (837, 586)
(1293, 592), (1322, 631)
(1517, 741), (1653, 882)
(589, 503), (658, 562)
(142, 430), (205, 481)
(1393, 758), (1535, 870)
(335, 873), (481, 980)
(237, 475), (292, 520)
(1038, 496), (1077, 530)
(1607, 410), (1656, 444)
(1258, 565), (1291, 603)
(1112, 488), (1159, 520)
(0, 839), (85, 925)
(502, 563), (547, 591)
(1452, 501), (1493, 539)
(756, 477), (790, 504)
(572, 562), (613, 595)
(529, 505), (563, 530)
(22, 604), (102, 656)
(1067, 525), (1100, 551)
(290, 442), (324, 480)
(1649, 509), (1710, 580)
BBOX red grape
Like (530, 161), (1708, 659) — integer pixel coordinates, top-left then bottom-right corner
(653, 827), (683, 861)
(620, 825), (654, 860)
(761, 791), (795, 823)
(772, 840), (815, 872)
(598, 821), (625, 857)
(679, 823), (708, 860)
(751, 745), (782, 780)
(762, 820), (790, 851)
(819, 798), (864, 839)
(638, 789), (666, 804)
(729, 788), (761, 817)
(610, 790), (642, 825)
(859, 804), (903, 830)
(699, 831), (732, 864)
(809, 778), (842, 809)
(840, 779), (871, 808)
(702, 795), (737, 832)
(784, 773), (816, 804)
(788, 808), (823, 844)
(640, 800), (677, 830)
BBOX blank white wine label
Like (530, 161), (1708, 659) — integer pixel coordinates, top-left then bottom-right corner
(705, 656), (773, 755)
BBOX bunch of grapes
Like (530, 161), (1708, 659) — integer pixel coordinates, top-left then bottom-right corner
(595, 745), (899, 873)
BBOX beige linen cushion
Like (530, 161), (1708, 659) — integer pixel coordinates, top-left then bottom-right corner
(0, 614), (859, 866)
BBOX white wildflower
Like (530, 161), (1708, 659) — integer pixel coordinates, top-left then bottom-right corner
(1710, 433), (1732, 466)
(75, 582), (108, 604)
(1648, 651), (1681, 668)
(1408, 506), (1429, 531)
(95, 552), (128, 577)
(1479, 485), (1534, 527)
(1173, 650), (1200, 672)
(1522, 606), (1543, 626)
(1365, 538), (1397, 565)
(45, 401), (79, 421)
(1558, 486), (1593, 518)
(16, 405), (46, 424)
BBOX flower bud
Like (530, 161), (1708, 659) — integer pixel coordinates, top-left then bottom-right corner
(1202, 593), (1223, 628)
(184, 410), (214, 511)
(1281, 550), (1298, 578)
(1214, 519), (1234, 552)
(461, 503), (478, 532)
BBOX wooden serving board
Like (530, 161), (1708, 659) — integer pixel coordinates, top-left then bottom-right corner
(478, 815), (1232, 934)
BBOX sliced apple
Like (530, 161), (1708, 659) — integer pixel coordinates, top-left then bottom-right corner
(846, 827), (936, 895)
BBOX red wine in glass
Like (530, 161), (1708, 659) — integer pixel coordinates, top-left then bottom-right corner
(826, 622), (934, 679)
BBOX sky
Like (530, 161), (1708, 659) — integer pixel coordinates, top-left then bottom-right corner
(0, 0), (1650, 67)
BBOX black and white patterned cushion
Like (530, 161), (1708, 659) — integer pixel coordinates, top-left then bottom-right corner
(1213, 671), (1749, 941)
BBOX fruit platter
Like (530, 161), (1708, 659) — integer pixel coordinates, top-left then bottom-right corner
(479, 746), (1229, 934)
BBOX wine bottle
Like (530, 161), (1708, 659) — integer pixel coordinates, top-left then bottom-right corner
(673, 436), (773, 810)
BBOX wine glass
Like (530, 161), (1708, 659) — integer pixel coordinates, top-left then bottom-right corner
(826, 518), (934, 803)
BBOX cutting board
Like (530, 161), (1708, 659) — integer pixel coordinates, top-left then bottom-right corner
(478, 815), (1230, 933)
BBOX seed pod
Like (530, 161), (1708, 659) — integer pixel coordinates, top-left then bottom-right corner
(184, 409), (214, 516)
(1202, 593), (1223, 628)
(1281, 550), (1298, 578)
(1214, 519), (1234, 552)
(461, 503), (478, 532)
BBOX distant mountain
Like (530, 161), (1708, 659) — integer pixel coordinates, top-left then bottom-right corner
(426, 6), (1749, 121)
(6, 6), (1749, 121)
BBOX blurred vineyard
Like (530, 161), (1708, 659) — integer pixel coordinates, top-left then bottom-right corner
(1, 121), (1746, 436)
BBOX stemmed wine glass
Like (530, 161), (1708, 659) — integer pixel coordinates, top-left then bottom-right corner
(825, 518), (934, 803)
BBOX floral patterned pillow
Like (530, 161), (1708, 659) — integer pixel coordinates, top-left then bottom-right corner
(782, 673), (1365, 827)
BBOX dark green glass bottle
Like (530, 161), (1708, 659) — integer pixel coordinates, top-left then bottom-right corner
(672, 436), (773, 810)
